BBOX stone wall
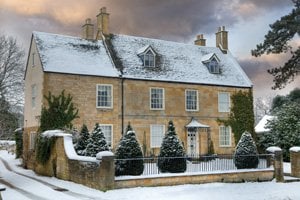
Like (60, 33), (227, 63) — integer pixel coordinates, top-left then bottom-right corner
(115, 170), (274, 189)
(33, 134), (274, 191)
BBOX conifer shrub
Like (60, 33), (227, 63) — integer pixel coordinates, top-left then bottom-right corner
(115, 123), (144, 176)
(75, 124), (90, 155)
(84, 123), (109, 157)
(14, 128), (23, 158)
(158, 121), (186, 173)
(234, 131), (259, 169)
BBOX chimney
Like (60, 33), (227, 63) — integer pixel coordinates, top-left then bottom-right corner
(194, 34), (206, 46)
(215, 26), (228, 53)
(96, 7), (110, 39)
(82, 18), (94, 40)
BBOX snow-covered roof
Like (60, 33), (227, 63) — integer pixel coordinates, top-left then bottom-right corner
(111, 34), (252, 87)
(32, 31), (252, 87)
(185, 118), (210, 128)
(33, 32), (119, 77)
(255, 115), (275, 134)
(201, 53), (219, 63)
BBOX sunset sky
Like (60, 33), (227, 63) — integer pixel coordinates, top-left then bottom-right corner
(1, 0), (299, 100)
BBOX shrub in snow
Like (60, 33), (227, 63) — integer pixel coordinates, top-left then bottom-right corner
(234, 131), (259, 169)
(84, 123), (109, 157)
(74, 124), (90, 156)
(158, 121), (186, 173)
(115, 123), (144, 176)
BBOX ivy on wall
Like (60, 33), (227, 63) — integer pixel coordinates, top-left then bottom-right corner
(218, 90), (256, 145)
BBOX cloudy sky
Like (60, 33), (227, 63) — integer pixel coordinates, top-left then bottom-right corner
(0, 0), (299, 100)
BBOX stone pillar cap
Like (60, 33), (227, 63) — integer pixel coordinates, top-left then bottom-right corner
(96, 151), (114, 160)
(290, 147), (300, 152)
(266, 146), (282, 153)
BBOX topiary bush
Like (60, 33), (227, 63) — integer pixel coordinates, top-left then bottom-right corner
(84, 123), (109, 157)
(74, 124), (90, 155)
(115, 123), (144, 176)
(234, 131), (259, 169)
(158, 121), (186, 173)
(14, 128), (23, 158)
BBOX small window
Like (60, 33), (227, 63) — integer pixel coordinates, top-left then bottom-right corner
(144, 51), (155, 67)
(32, 52), (35, 67)
(186, 90), (198, 111)
(96, 84), (113, 108)
(150, 88), (164, 110)
(218, 92), (230, 112)
(100, 125), (113, 148)
(31, 84), (37, 108)
(150, 125), (165, 148)
(209, 58), (220, 74)
(219, 126), (231, 147)
(29, 132), (37, 150)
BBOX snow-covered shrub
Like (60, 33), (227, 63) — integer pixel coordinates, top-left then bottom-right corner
(115, 123), (144, 176)
(234, 131), (259, 169)
(158, 121), (186, 173)
(84, 123), (109, 157)
(74, 124), (90, 155)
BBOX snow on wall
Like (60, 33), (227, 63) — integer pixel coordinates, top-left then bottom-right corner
(111, 34), (252, 87)
(33, 32), (119, 77)
(266, 146), (282, 153)
(290, 147), (300, 153)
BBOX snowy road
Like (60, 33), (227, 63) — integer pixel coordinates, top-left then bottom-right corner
(0, 150), (300, 200)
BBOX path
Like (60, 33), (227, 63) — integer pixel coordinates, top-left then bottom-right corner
(0, 156), (105, 200)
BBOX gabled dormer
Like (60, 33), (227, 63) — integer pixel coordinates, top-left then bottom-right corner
(201, 53), (221, 74)
(137, 45), (156, 67)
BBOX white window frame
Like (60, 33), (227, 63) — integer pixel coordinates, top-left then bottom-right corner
(96, 84), (113, 109)
(185, 89), (199, 111)
(209, 58), (220, 74)
(150, 124), (165, 148)
(99, 124), (113, 148)
(150, 87), (165, 110)
(31, 84), (37, 108)
(219, 126), (231, 147)
(29, 132), (37, 150)
(218, 92), (230, 112)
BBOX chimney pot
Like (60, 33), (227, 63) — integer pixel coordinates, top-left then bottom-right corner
(82, 18), (94, 40)
(216, 26), (228, 53)
(194, 34), (206, 46)
(100, 7), (107, 13)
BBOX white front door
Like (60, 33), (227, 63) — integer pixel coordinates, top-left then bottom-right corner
(187, 128), (199, 156)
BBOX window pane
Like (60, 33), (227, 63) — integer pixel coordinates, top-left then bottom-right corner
(151, 125), (164, 147)
(100, 125), (112, 147)
(218, 92), (230, 112)
(219, 126), (230, 146)
(186, 90), (198, 111)
(144, 51), (155, 67)
(97, 85), (112, 108)
(31, 85), (37, 108)
(151, 88), (164, 109)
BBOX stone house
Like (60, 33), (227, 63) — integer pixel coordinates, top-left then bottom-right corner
(23, 7), (252, 169)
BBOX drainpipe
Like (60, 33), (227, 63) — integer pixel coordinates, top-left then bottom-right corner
(120, 75), (124, 135)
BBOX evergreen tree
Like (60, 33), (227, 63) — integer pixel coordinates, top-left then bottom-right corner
(271, 88), (300, 112)
(234, 132), (259, 169)
(115, 123), (144, 176)
(74, 124), (90, 156)
(158, 121), (186, 173)
(252, 0), (300, 89)
(39, 90), (79, 132)
(85, 123), (109, 157)
(265, 102), (300, 161)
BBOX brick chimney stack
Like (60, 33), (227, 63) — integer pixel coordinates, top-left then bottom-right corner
(96, 7), (110, 39)
(82, 18), (94, 40)
(215, 26), (228, 53)
(194, 34), (206, 46)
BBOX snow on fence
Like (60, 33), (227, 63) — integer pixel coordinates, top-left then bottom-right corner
(115, 154), (272, 177)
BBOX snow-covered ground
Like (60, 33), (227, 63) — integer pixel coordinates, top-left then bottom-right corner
(0, 150), (299, 200)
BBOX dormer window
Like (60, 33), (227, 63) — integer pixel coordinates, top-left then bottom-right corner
(201, 53), (221, 74)
(137, 45), (156, 67)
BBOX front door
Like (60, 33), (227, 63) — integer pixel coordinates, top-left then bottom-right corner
(187, 128), (198, 156)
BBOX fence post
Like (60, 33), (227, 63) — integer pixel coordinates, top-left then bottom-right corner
(266, 147), (284, 182)
(290, 147), (300, 178)
(96, 152), (115, 190)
